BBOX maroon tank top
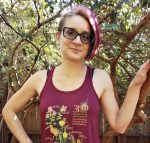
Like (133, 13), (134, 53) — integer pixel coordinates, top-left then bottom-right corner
(39, 66), (101, 143)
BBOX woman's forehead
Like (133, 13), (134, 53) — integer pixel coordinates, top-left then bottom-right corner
(63, 15), (91, 33)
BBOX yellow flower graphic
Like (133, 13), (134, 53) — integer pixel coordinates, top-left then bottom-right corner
(63, 132), (68, 139)
(45, 105), (78, 142)
(49, 125), (59, 137)
(59, 120), (65, 127)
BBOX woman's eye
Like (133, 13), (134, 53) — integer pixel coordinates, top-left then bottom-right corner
(68, 31), (73, 35)
(82, 34), (90, 40)
(67, 29), (75, 36)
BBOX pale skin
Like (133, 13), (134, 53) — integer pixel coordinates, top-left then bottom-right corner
(2, 15), (150, 143)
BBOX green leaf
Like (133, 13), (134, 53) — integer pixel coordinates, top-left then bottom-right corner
(121, 0), (130, 4)
(49, 6), (54, 13)
(62, 0), (70, 3)
(22, 48), (27, 56)
(59, 2), (63, 9)
(104, 23), (118, 30)
(29, 9), (34, 17)
(20, 32), (26, 38)
(125, 24), (129, 30)
(76, 0), (84, 3)
(92, 0), (106, 9)
(27, 35), (33, 41)
(34, 55), (39, 62)
(110, 12), (117, 23)
(43, 1), (48, 8)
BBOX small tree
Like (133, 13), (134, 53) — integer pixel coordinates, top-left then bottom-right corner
(0, 0), (150, 143)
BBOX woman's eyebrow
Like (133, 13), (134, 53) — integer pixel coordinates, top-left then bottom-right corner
(66, 27), (91, 34)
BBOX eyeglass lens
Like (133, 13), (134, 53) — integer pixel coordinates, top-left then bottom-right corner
(63, 27), (93, 44)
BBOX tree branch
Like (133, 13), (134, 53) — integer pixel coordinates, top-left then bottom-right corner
(20, 44), (43, 86)
(96, 54), (111, 64)
(120, 56), (139, 70)
(138, 71), (150, 108)
(8, 1), (73, 87)
(0, 14), (21, 36)
(99, 2), (122, 24)
(33, 0), (40, 25)
(25, 39), (40, 51)
(118, 62), (132, 78)
(120, 12), (150, 55)
(127, 12), (150, 40)
(110, 12), (150, 85)
(104, 12), (150, 143)
(10, 1), (72, 63)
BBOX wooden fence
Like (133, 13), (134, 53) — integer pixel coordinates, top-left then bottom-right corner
(1, 98), (150, 143)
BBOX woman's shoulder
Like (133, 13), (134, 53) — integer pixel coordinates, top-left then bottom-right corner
(93, 68), (110, 78)
(27, 70), (47, 82)
(30, 70), (48, 95)
(33, 69), (48, 83)
(92, 68), (112, 98)
(34, 69), (48, 77)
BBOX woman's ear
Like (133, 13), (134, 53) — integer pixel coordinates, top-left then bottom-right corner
(55, 32), (60, 45)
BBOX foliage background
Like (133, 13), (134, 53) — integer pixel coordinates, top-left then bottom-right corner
(0, 0), (150, 142)
(0, 0), (149, 96)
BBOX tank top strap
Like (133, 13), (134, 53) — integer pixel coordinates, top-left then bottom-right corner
(46, 66), (55, 80)
(87, 65), (95, 80)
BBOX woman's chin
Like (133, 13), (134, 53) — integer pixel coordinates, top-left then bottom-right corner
(66, 54), (85, 62)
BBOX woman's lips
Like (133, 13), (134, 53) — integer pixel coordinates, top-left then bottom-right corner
(70, 48), (82, 52)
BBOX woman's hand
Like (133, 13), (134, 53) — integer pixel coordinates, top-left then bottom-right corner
(129, 59), (150, 88)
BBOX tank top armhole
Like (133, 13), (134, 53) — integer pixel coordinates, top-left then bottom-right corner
(92, 68), (94, 77)
(88, 66), (101, 103)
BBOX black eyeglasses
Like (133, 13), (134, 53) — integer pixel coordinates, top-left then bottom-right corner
(62, 27), (94, 44)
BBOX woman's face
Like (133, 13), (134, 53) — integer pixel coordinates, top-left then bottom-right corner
(56, 15), (91, 62)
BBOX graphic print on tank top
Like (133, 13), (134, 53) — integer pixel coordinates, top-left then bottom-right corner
(45, 100), (89, 143)
(40, 66), (101, 143)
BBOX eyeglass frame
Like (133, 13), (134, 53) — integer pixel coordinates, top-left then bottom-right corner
(60, 27), (94, 45)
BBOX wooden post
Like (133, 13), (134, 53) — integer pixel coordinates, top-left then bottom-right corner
(118, 133), (126, 143)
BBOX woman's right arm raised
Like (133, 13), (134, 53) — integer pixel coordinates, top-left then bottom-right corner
(2, 70), (47, 143)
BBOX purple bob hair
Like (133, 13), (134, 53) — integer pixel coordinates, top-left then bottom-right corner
(72, 5), (100, 59)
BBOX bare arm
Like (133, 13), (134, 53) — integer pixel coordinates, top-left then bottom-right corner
(2, 70), (47, 143)
(99, 60), (150, 133)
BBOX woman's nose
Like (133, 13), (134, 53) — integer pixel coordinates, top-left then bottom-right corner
(72, 35), (82, 44)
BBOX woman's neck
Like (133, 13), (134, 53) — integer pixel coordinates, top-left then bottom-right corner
(56, 60), (86, 78)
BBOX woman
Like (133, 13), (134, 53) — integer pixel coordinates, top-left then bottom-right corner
(2, 5), (150, 143)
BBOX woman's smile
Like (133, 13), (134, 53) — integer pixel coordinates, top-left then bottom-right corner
(69, 47), (82, 52)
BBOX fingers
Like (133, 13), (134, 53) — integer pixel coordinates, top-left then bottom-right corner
(139, 59), (150, 74)
(130, 59), (150, 87)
